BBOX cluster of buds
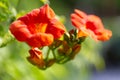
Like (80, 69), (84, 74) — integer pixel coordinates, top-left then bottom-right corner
(27, 29), (85, 70)
(9, 4), (112, 70)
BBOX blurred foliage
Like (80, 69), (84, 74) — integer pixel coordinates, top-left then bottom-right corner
(0, 0), (115, 80)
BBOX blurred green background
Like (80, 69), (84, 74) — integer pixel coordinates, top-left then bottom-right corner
(0, 0), (120, 80)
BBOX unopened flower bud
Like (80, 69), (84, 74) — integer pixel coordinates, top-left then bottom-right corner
(58, 48), (64, 55)
(46, 59), (56, 67)
(27, 48), (46, 69)
(52, 40), (63, 48)
(70, 44), (81, 59)
(62, 41), (72, 56)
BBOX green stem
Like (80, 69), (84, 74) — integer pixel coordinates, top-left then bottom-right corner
(57, 57), (71, 64)
(52, 50), (56, 59)
(45, 48), (51, 61)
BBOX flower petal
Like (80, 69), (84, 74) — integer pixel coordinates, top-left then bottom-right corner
(74, 9), (87, 19)
(86, 15), (112, 41)
(97, 29), (112, 41)
(26, 33), (53, 47)
(87, 15), (104, 30)
(71, 13), (85, 29)
(39, 4), (55, 22)
(18, 9), (40, 24)
(46, 19), (66, 39)
(10, 20), (31, 41)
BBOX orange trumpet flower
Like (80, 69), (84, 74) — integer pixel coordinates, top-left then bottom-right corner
(10, 4), (65, 47)
(71, 9), (112, 41)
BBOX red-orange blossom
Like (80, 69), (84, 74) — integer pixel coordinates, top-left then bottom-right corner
(71, 9), (112, 41)
(10, 4), (66, 47)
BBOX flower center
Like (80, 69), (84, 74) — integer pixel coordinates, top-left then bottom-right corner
(28, 23), (48, 34)
(35, 23), (48, 33)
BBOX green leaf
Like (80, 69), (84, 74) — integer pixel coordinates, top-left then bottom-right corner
(0, 31), (14, 47)
(40, 0), (50, 4)
(0, 0), (13, 22)
(0, 1), (7, 9)
(0, 25), (4, 36)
